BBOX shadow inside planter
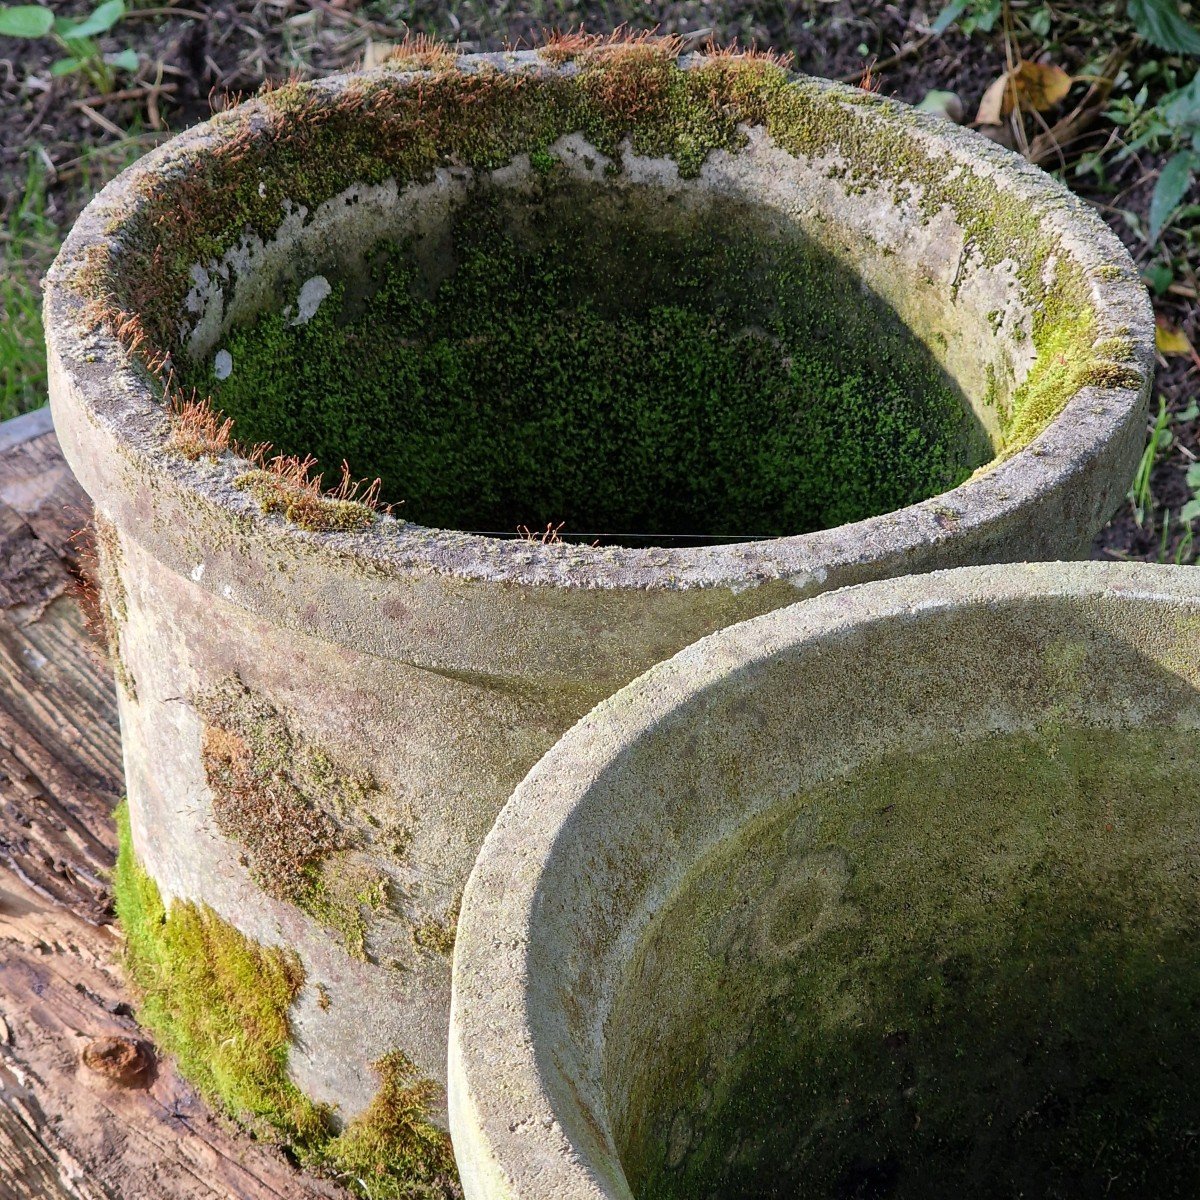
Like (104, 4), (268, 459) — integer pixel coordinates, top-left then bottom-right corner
(178, 179), (992, 545)
(612, 722), (1200, 1200)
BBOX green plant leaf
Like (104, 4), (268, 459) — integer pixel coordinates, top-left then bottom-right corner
(1186, 462), (1200, 489)
(105, 45), (137, 70)
(1127, 0), (1200, 55)
(933, 0), (971, 35)
(49, 54), (84, 75)
(1161, 71), (1200, 130)
(0, 4), (53, 37)
(1148, 149), (1197, 242)
(1182, 498), (1200, 523)
(54, 0), (124, 40)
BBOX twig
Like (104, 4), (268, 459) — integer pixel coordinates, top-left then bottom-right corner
(75, 103), (127, 139)
(73, 83), (178, 108)
(121, 6), (209, 18)
(834, 34), (932, 82)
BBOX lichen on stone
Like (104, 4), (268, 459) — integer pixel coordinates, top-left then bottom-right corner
(195, 676), (394, 959)
(412, 894), (460, 957)
(90, 514), (137, 700)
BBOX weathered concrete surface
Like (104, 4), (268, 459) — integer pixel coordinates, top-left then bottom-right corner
(45, 51), (1152, 1127)
(449, 561), (1200, 1199)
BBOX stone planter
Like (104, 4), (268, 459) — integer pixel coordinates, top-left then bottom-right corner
(45, 38), (1150, 1161)
(450, 561), (1200, 1200)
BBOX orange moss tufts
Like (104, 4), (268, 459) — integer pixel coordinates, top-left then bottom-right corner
(381, 32), (458, 72)
(236, 450), (380, 533)
(167, 392), (235, 460)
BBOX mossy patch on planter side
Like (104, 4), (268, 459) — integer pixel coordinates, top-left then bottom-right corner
(195, 678), (395, 960)
(113, 802), (459, 1198)
(613, 725), (1200, 1200)
(183, 185), (986, 541)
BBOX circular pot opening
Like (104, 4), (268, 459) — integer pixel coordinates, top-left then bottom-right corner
(608, 724), (1200, 1198)
(448, 565), (1200, 1200)
(68, 48), (1148, 558)
(181, 179), (988, 544)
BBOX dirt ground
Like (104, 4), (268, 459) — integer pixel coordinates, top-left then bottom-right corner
(0, 0), (1196, 560)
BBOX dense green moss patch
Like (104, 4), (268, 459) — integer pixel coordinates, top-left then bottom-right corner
(183, 185), (985, 541)
(113, 803), (459, 1198)
(196, 678), (392, 959)
(614, 725), (1200, 1200)
(113, 800), (330, 1147)
(319, 1052), (459, 1198)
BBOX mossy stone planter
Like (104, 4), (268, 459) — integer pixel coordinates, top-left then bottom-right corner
(450, 561), (1200, 1200)
(46, 42), (1150, 1147)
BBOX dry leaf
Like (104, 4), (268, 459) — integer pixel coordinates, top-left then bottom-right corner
(1156, 318), (1195, 357)
(976, 61), (1072, 126)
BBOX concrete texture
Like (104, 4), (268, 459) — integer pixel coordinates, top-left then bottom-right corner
(449, 561), (1200, 1199)
(44, 51), (1152, 1127)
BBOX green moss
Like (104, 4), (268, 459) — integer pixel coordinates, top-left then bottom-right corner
(616, 725), (1200, 1200)
(988, 259), (1128, 458)
(84, 49), (1130, 519)
(196, 678), (391, 959)
(113, 800), (329, 1146)
(185, 185), (983, 541)
(1093, 335), (1137, 361)
(1082, 361), (1145, 389)
(113, 804), (459, 1197)
(313, 1052), (458, 1198)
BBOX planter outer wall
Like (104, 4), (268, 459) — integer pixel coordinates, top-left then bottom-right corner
(45, 53), (1153, 1124)
(449, 561), (1200, 1199)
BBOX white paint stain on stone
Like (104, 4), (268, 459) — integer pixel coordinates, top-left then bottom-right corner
(190, 563), (205, 582)
(214, 349), (233, 380)
(292, 275), (331, 326)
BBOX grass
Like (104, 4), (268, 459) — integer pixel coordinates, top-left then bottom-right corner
(0, 155), (54, 421)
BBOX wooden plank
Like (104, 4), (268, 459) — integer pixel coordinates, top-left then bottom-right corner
(0, 415), (351, 1200)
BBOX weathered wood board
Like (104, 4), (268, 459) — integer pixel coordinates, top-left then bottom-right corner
(0, 412), (347, 1200)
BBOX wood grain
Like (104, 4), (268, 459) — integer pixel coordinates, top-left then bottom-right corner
(0, 416), (350, 1200)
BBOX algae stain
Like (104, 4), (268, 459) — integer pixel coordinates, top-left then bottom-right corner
(113, 802), (460, 1198)
(614, 726), (1200, 1200)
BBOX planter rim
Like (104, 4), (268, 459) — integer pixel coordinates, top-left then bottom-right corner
(45, 52), (1153, 591)
(448, 559), (1200, 1199)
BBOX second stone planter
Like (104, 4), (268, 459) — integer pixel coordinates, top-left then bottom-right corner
(450, 562), (1200, 1200)
(45, 38), (1150, 1164)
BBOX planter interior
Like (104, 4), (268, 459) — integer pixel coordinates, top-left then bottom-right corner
(450, 563), (1200, 1200)
(182, 176), (990, 542)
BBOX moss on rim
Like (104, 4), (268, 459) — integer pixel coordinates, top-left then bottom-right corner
(113, 802), (459, 1198)
(75, 40), (1135, 533)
